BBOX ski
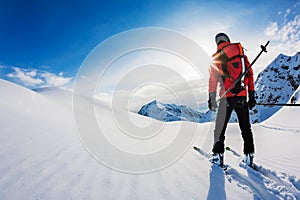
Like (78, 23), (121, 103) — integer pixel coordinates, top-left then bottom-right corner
(225, 146), (259, 171)
(193, 146), (228, 172)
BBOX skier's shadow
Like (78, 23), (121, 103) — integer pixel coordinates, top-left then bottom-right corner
(207, 165), (226, 200)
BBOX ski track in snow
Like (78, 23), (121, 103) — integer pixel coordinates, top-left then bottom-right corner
(227, 146), (300, 199)
(255, 165), (300, 199)
(195, 145), (300, 199)
(259, 124), (300, 134)
(223, 152), (300, 200)
(226, 167), (277, 200)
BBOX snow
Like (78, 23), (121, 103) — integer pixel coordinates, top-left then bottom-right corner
(0, 78), (300, 199)
(262, 87), (300, 130)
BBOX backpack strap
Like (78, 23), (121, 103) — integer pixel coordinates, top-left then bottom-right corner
(237, 43), (246, 87)
(217, 43), (244, 60)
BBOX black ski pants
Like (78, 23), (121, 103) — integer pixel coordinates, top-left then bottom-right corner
(212, 96), (254, 154)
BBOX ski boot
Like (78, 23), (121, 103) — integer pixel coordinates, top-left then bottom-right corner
(244, 153), (254, 168)
(210, 153), (224, 167)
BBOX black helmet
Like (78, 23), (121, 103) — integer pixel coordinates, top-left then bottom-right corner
(215, 33), (230, 45)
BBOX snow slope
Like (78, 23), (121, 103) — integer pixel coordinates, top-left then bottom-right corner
(261, 87), (300, 131)
(0, 78), (300, 200)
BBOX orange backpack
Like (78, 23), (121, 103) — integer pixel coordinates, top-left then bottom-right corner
(217, 43), (246, 94)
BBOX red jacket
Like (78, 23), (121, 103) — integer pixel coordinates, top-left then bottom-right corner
(208, 42), (255, 97)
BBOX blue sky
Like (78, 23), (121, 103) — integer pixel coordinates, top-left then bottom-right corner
(0, 0), (299, 88)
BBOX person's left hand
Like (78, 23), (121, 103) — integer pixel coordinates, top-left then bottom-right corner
(248, 91), (256, 110)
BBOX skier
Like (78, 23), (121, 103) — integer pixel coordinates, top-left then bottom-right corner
(208, 33), (256, 167)
(291, 96), (296, 104)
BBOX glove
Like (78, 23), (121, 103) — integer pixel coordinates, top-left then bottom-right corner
(208, 92), (217, 111)
(248, 91), (256, 110)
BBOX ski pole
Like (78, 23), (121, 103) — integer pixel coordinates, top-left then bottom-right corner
(216, 41), (270, 103)
(256, 103), (300, 106)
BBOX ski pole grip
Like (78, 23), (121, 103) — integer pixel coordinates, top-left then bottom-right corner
(260, 40), (270, 53)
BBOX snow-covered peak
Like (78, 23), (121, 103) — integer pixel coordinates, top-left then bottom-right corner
(138, 100), (212, 123)
(255, 52), (300, 94)
(251, 52), (300, 123)
(273, 52), (300, 66)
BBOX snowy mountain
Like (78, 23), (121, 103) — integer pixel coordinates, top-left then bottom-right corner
(251, 52), (300, 122)
(138, 100), (212, 123)
(1, 77), (300, 199)
(137, 100), (240, 123)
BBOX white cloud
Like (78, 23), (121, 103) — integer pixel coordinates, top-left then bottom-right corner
(40, 72), (72, 87)
(264, 14), (300, 55)
(265, 22), (279, 39)
(5, 66), (72, 88)
(7, 67), (43, 86)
